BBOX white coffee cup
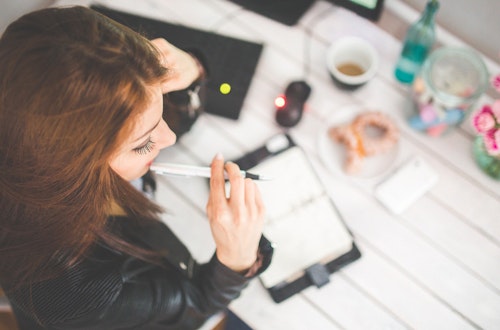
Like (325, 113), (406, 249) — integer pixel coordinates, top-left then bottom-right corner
(326, 36), (379, 88)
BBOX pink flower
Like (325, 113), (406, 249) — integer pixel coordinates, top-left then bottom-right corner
(492, 100), (500, 121)
(484, 129), (500, 155)
(473, 69), (500, 156)
(492, 74), (500, 93)
(473, 105), (496, 133)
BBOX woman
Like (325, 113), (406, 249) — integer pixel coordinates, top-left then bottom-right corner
(0, 6), (272, 329)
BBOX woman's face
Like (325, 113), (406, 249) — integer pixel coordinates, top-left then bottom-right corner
(109, 84), (176, 181)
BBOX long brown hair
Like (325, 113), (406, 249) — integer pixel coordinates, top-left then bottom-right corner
(0, 6), (167, 288)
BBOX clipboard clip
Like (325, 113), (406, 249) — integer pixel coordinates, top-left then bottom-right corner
(305, 263), (330, 288)
(233, 133), (294, 170)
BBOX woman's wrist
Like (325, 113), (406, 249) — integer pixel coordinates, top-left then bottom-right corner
(239, 254), (263, 278)
(216, 251), (263, 278)
(216, 250), (256, 274)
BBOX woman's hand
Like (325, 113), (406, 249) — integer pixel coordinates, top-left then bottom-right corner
(151, 38), (202, 94)
(206, 153), (265, 273)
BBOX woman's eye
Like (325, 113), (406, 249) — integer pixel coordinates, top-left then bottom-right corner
(133, 139), (155, 155)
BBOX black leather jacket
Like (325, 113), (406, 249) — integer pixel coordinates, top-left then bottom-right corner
(6, 217), (273, 329)
(5, 52), (274, 329)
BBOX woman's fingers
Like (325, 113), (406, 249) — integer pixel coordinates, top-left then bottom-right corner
(244, 178), (257, 216)
(206, 153), (265, 272)
(150, 38), (199, 93)
(207, 153), (226, 213)
(225, 162), (245, 208)
(150, 38), (171, 67)
(254, 183), (265, 218)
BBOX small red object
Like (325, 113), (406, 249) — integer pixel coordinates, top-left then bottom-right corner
(274, 95), (286, 109)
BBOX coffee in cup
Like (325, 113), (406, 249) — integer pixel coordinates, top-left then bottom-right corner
(326, 36), (379, 89)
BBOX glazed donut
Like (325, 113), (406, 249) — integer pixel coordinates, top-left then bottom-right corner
(329, 125), (363, 174)
(351, 112), (399, 155)
(328, 111), (399, 174)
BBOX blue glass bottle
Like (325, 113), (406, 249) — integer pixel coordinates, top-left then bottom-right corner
(394, 0), (439, 84)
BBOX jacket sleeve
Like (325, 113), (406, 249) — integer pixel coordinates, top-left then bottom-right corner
(91, 255), (244, 329)
(7, 219), (272, 330)
(90, 235), (273, 330)
(82, 219), (273, 330)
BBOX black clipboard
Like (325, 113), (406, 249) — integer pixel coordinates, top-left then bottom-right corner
(91, 5), (263, 120)
(329, 0), (385, 21)
(228, 0), (315, 26)
(233, 134), (361, 303)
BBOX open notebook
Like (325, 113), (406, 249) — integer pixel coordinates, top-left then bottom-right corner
(234, 134), (360, 302)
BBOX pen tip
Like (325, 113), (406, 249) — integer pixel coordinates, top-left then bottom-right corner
(245, 172), (273, 181)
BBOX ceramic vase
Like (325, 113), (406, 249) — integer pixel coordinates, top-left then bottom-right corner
(473, 136), (500, 180)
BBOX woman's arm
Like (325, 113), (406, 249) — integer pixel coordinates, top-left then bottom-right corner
(8, 229), (271, 330)
(94, 254), (253, 330)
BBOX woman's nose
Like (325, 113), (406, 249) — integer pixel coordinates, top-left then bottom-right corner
(156, 119), (177, 150)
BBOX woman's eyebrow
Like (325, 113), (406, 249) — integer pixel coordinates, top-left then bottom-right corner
(132, 118), (161, 143)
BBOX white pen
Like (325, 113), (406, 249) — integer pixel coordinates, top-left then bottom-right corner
(150, 162), (272, 181)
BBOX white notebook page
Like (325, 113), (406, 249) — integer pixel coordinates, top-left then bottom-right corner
(252, 147), (353, 288)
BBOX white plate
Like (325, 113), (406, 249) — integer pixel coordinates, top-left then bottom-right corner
(317, 104), (399, 179)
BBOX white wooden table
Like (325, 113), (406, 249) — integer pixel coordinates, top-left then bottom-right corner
(54, 0), (500, 328)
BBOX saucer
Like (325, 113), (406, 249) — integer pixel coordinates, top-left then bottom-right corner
(317, 104), (399, 179)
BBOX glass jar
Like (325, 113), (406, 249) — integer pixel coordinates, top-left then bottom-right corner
(473, 136), (500, 180)
(408, 47), (489, 137)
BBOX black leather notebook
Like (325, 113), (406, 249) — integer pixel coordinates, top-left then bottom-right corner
(234, 134), (361, 303)
(91, 5), (263, 120)
(229, 0), (315, 26)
